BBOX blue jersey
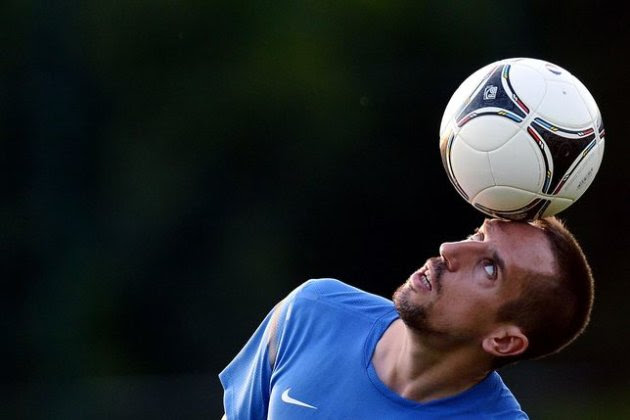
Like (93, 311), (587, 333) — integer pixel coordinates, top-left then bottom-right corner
(220, 279), (528, 419)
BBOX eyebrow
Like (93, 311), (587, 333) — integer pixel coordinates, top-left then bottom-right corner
(466, 227), (480, 240)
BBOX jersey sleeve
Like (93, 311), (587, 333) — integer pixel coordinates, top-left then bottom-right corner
(219, 279), (368, 418)
(219, 306), (276, 420)
(218, 281), (308, 420)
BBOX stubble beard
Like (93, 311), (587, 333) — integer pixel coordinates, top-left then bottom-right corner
(393, 283), (434, 334)
(393, 266), (477, 345)
(393, 260), (445, 335)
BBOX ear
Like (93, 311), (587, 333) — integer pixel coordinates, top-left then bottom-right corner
(482, 325), (529, 358)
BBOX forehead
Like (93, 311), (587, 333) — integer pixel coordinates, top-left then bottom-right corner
(482, 219), (555, 277)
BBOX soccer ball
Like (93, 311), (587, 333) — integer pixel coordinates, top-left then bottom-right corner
(439, 58), (605, 221)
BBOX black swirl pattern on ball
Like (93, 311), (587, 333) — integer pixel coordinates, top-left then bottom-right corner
(456, 64), (528, 127)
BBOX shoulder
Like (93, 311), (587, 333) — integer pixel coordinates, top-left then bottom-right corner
(295, 278), (393, 308)
(439, 371), (527, 418)
(284, 278), (395, 321)
(483, 372), (529, 419)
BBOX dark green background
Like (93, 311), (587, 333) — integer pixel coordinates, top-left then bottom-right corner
(2, 1), (628, 418)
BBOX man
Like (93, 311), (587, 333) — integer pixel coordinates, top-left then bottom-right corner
(219, 217), (594, 419)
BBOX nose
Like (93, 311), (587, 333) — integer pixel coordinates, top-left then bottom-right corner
(439, 240), (476, 272)
(439, 242), (457, 271)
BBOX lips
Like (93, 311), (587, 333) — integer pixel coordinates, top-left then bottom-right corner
(411, 268), (432, 292)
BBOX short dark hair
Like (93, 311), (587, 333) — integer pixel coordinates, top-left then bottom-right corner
(494, 217), (594, 368)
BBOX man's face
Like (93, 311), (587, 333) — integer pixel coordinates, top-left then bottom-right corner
(393, 219), (556, 343)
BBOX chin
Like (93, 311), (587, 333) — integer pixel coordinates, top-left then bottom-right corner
(393, 284), (430, 333)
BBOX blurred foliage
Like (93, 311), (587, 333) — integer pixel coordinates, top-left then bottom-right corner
(2, 0), (628, 418)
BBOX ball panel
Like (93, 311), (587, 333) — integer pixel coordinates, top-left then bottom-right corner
(458, 115), (520, 152)
(457, 64), (529, 124)
(488, 130), (545, 192)
(541, 197), (573, 218)
(572, 75), (602, 122)
(508, 63), (546, 112)
(474, 199), (552, 221)
(530, 123), (596, 196)
(450, 138), (495, 198)
(517, 58), (570, 81)
(536, 81), (593, 128)
(473, 186), (538, 212)
(554, 141), (603, 200)
(439, 62), (498, 137)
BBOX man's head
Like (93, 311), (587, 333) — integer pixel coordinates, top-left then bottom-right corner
(393, 217), (594, 367)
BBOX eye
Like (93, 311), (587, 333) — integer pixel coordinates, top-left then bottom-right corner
(483, 260), (497, 280)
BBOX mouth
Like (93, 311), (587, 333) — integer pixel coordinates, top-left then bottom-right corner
(410, 266), (433, 292)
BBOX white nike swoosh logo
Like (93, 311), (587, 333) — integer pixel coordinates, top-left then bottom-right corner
(281, 388), (317, 410)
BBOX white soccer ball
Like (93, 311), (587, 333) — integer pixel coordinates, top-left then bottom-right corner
(439, 58), (605, 220)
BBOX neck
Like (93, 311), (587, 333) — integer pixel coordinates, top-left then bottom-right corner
(372, 319), (492, 403)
